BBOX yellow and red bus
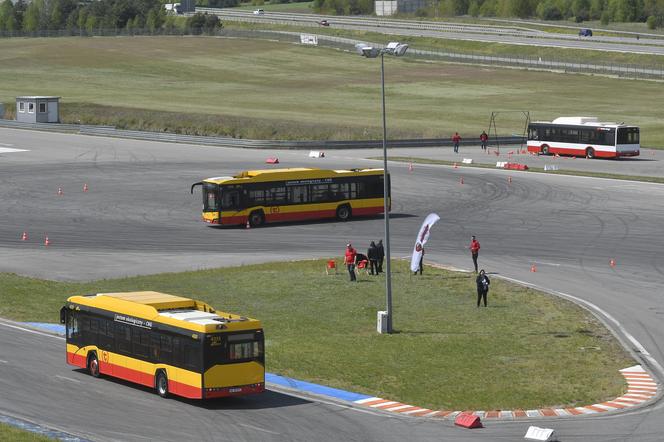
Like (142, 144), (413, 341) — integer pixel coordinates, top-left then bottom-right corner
(190, 167), (389, 227)
(60, 291), (264, 399)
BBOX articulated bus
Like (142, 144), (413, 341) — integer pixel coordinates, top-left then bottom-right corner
(527, 117), (640, 159)
(191, 167), (389, 227)
(60, 291), (265, 399)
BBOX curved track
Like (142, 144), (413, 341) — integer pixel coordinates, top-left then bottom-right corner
(1, 128), (663, 441)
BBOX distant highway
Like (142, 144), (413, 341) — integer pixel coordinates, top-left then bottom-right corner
(198, 9), (664, 56)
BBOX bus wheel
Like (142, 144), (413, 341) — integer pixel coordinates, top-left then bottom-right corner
(541, 145), (550, 155)
(248, 211), (264, 227)
(156, 371), (169, 398)
(88, 353), (100, 378)
(586, 147), (595, 159)
(336, 204), (352, 221)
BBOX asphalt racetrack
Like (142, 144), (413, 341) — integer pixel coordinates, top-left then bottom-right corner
(1, 127), (663, 441)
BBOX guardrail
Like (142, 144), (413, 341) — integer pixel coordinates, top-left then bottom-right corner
(0, 119), (524, 149)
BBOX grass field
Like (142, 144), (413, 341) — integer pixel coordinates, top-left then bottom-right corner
(0, 259), (633, 410)
(0, 423), (53, 442)
(1, 36), (662, 146)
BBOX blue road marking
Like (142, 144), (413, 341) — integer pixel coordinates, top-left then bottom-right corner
(24, 322), (372, 403)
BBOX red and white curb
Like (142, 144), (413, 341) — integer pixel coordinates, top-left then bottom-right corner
(354, 365), (658, 419)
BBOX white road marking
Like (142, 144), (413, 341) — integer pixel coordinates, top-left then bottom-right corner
(55, 375), (81, 384)
(0, 320), (64, 340)
(0, 147), (28, 153)
(0, 359), (8, 364)
(238, 423), (280, 435)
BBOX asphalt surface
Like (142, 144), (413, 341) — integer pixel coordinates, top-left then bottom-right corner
(1, 127), (663, 441)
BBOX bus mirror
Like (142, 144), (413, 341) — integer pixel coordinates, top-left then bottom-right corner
(60, 306), (67, 324)
(190, 182), (203, 194)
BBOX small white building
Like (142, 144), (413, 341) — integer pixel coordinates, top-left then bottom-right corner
(15, 96), (60, 123)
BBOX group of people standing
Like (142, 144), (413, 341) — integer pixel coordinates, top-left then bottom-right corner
(451, 131), (489, 152)
(344, 241), (385, 282)
(344, 235), (491, 307)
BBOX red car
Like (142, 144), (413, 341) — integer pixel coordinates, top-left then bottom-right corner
(318, 20), (330, 26)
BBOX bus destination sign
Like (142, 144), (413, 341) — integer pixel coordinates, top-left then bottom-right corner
(114, 313), (153, 329)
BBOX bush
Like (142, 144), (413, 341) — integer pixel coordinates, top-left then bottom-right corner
(646, 15), (657, 29)
(600, 10), (610, 24)
(415, 7), (429, 17)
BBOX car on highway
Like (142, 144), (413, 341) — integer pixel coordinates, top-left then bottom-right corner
(579, 28), (593, 37)
(318, 19), (329, 26)
(253, 9), (264, 15)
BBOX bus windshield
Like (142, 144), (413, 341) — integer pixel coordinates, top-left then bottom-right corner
(617, 127), (639, 145)
(202, 183), (219, 212)
(204, 330), (264, 370)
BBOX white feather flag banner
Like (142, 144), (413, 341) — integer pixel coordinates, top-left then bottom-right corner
(410, 213), (441, 272)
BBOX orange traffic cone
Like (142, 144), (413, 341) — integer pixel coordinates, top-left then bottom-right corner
(21, 231), (28, 241)
(44, 235), (51, 247)
(530, 263), (537, 272)
(453, 162), (458, 169)
(609, 258), (616, 268)
(459, 176), (464, 185)
(408, 162), (413, 172)
(57, 187), (63, 196)
(508, 176), (512, 184)
(83, 183), (89, 192)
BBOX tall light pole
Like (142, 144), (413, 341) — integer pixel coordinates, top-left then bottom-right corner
(355, 42), (409, 334)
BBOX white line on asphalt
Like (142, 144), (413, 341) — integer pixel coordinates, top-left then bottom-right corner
(500, 275), (664, 379)
(0, 143), (14, 147)
(238, 423), (280, 435)
(55, 375), (81, 384)
(0, 321), (64, 340)
(0, 359), (8, 364)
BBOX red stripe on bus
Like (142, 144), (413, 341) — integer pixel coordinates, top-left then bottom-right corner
(219, 206), (384, 225)
(67, 352), (202, 399)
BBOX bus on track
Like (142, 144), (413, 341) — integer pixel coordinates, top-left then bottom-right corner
(527, 117), (640, 159)
(60, 291), (265, 399)
(190, 167), (389, 227)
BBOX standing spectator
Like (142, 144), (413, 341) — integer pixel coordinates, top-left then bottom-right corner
(376, 239), (385, 273)
(480, 130), (488, 150)
(344, 243), (357, 282)
(476, 269), (490, 307)
(367, 241), (379, 275)
(452, 132), (461, 153)
(469, 235), (480, 273)
(414, 246), (424, 275)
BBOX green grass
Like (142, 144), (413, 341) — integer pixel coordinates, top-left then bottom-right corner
(1, 36), (662, 146)
(0, 260), (633, 410)
(0, 423), (54, 442)
(387, 156), (664, 183)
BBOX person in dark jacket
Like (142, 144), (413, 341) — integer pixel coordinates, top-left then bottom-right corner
(476, 269), (490, 307)
(376, 240), (385, 273)
(367, 241), (379, 275)
(480, 131), (488, 150)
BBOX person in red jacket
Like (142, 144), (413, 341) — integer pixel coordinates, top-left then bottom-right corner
(480, 131), (488, 150)
(344, 243), (357, 282)
(452, 132), (461, 153)
(469, 235), (480, 273)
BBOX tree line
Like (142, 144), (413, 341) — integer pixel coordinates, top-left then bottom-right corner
(0, 0), (222, 34)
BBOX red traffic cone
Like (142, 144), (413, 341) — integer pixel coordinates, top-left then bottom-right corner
(530, 263), (537, 272)
(408, 162), (413, 172)
(44, 235), (51, 247)
(83, 183), (89, 192)
(245, 220), (250, 229)
(609, 258), (616, 268)
(459, 176), (464, 185)
(57, 187), (63, 196)
(21, 231), (28, 241)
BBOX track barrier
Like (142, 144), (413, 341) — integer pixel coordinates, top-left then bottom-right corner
(524, 426), (556, 441)
(454, 412), (482, 429)
(265, 157), (279, 164)
(462, 158), (473, 164)
(308, 151), (325, 158)
(503, 163), (529, 171)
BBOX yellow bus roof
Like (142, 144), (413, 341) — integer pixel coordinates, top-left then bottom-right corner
(204, 167), (383, 185)
(66, 291), (261, 333)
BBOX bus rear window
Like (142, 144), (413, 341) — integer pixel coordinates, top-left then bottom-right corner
(204, 331), (264, 369)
